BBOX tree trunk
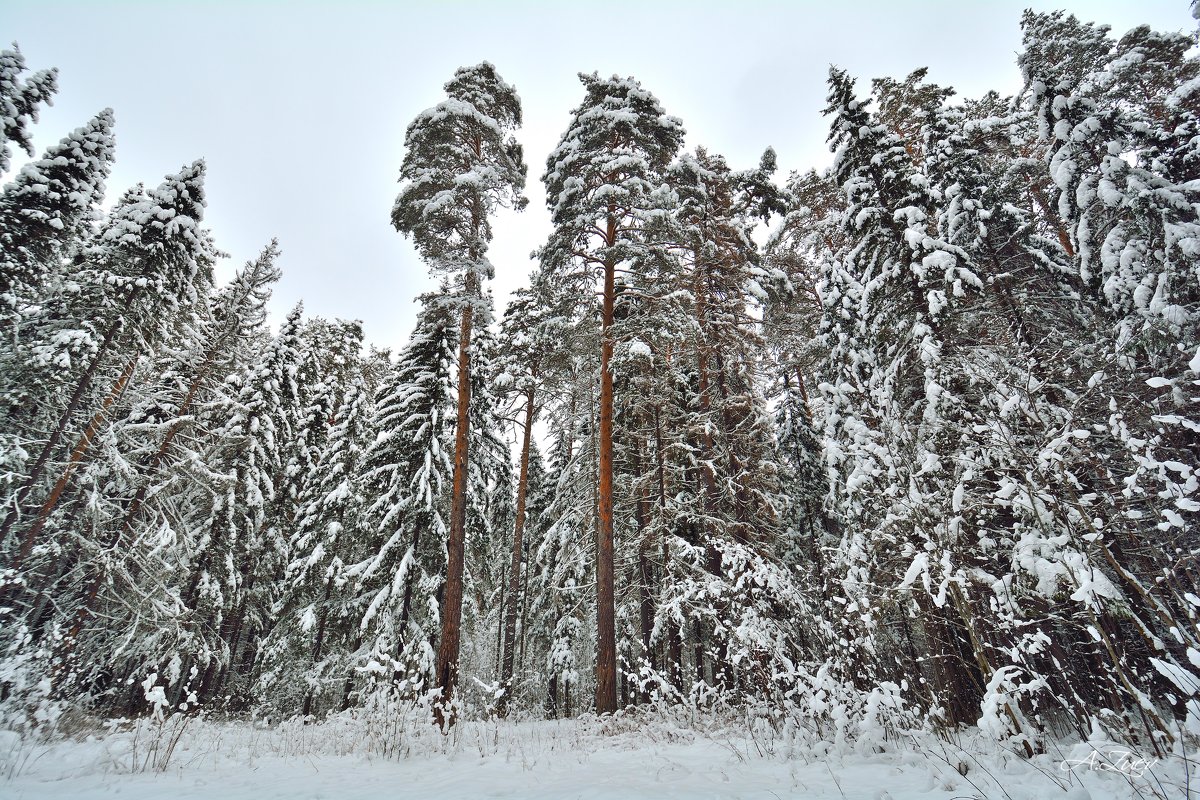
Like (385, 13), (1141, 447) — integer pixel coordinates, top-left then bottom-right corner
(636, 498), (655, 675)
(693, 263), (720, 512)
(396, 521), (425, 651)
(433, 270), (477, 729)
(494, 563), (507, 676)
(652, 403), (682, 689)
(793, 363), (812, 418)
(946, 581), (1036, 758)
(498, 386), (536, 716)
(340, 633), (363, 711)
(594, 243), (618, 715)
(517, 528), (531, 677)
(302, 577), (335, 717)
(116, 351), (220, 538)
(547, 674), (558, 719)
(1, 312), (130, 569)
(19, 353), (138, 570)
(1027, 180), (1075, 259)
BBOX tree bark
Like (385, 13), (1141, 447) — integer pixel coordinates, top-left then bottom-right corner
(302, 577), (334, 717)
(19, 353), (139, 567)
(793, 363), (811, 417)
(433, 270), (477, 729)
(594, 241), (618, 715)
(494, 563), (506, 676)
(547, 674), (558, 719)
(652, 403), (682, 689)
(498, 386), (536, 716)
(635, 483), (655, 676)
(1, 313), (129, 569)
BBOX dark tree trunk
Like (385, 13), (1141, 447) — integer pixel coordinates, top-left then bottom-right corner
(652, 403), (682, 689)
(636, 514), (655, 675)
(302, 577), (334, 717)
(547, 674), (558, 719)
(498, 387), (536, 716)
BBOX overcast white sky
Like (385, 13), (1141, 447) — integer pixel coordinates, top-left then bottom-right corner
(3, 0), (1194, 351)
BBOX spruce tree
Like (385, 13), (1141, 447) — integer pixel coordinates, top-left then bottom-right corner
(0, 46), (57, 174)
(0, 109), (115, 325)
(262, 365), (371, 716)
(67, 245), (284, 699)
(353, 293), (457, 700)
(2, 161), (219, 584)
(187, 303), (305, 702)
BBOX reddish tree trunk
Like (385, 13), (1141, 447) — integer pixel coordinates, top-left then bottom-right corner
(19, 353), (139, 562)
(433, 271), (477, 729)
(793, 363), (811, 413)
(0, 272), (155, 576)
(1, 318), (127, 569)
(595, 243), (618, 714)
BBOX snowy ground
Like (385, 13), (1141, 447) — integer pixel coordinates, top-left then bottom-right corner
(3, 711), (1195, 799)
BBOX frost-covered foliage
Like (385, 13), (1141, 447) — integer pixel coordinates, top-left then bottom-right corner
(2, 13), (1197, 770)
(0, 109), (113, 320)
(392, 61), (526, 281)
(761, 8), (1200, 758)
(391, 61), (528, 723)
(541, 71), (687, 714)
(351, 293), (457, 700)
(0, 45), (57, 175)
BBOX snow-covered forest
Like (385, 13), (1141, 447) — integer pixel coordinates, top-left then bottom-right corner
(2, 6), (1199, 799)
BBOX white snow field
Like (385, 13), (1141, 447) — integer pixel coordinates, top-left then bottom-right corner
(3, 709), (1194, 799)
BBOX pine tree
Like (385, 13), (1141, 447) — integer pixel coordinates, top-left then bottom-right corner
(542, 72), (684, 713)
(391, 62), (526, 725)
(492, 284), (564, 713)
